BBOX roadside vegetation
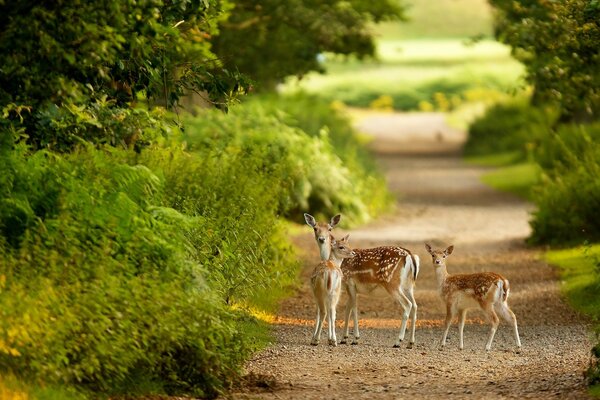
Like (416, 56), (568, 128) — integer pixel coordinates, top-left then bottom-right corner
(0, 1), (397, 398)
(463, 1), (600, 393)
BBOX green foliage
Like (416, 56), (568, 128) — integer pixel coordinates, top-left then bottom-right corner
(0, 139), (297, 397)
(245, 93), (393, 222)
(491, 0), (600, 121)
(480, 162), (540, 200)
(0, 0), (249, 150)
(212, 0), (405, 89)
(181, 95), (392, 225)
(464, 99), (557, 157)
(530, 123), (600, 245)
(376, 0), (494, 39)
(545, 244), (600, 388)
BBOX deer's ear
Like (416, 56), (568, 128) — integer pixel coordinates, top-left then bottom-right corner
(342, 233), (350, 242)
(330, 214), (341, 228)
(445, 245), (454, 255)
(304, 213), (316, 228)
(425, 243), (433, 254)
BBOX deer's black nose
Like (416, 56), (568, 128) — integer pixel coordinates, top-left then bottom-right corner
(318, 237), (326, 243)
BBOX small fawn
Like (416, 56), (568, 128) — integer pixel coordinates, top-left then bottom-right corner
(310, 234), (355, 346)
(305, 213), (419, 348)
(425, 243), (522, 352)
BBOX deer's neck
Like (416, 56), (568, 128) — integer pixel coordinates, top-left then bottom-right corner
(328, 252), (344, 268)
(435, 264), (449, 288)
(319, 241), (331, 261)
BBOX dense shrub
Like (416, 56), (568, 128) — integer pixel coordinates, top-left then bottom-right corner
(464, 99), (557, 157)
(0, 139), (297, 397)
(530, 123), (600, 245)
(182, 95), (392, 225)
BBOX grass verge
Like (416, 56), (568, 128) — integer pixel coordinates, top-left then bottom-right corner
(545, 245), (600, 396)
(466, 153), (540, 200)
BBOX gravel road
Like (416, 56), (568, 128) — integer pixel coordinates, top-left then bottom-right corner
(229, 111), (592, 399)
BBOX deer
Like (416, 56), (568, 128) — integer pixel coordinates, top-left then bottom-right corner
(425, 243), (522, 352)
(304, 213), (420, 348)
(310, 234), (356, 346)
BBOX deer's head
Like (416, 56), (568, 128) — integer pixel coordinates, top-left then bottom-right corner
(425, 243), (454, 267)
(304, 213), (341, 260)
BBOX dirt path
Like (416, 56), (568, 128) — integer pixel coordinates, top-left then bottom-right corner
(232, 111), (592, 399)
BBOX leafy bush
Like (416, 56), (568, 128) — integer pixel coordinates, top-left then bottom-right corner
(530, 123), (600, 245)
(464, 99), (557, 157)
(182, 95), (392, 225)
(0, 139), (297, 397)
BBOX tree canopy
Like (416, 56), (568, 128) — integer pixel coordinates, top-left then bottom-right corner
(0, 0), (249, 150)
(212, 0), (405, 90)
(490, 0), (600, 122)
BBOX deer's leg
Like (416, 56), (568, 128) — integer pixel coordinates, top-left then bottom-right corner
(458, 309), (467, 350)
(484, 306), (500, 351)
(341, 279), (359, 344)
(311, 306), (321, 345)
(328, 300), (338, 346)
(388, 286), (412, 348)
(340, 282), (352, 344)
(311, 299), (327, 346)
(351, 291), (360, 344)
(496, 302), (521, 351)
(405, 284), (418, 348)
(440, 302), (454, 349)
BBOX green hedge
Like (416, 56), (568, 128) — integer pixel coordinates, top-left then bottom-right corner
(0, 139), (296, 397)
(0, 93), (390, 397)
(530, 123), (600, 245)
(464, 99), (557, 157)
(183, 94), (392, 225)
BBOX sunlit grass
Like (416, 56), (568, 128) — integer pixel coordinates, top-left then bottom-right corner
(465, 151), (524, 167)
(479, 162), (540, 200)
(283, 39), (524, 111)
(546, 244), (600, 319)
(0, 374), (85, 400)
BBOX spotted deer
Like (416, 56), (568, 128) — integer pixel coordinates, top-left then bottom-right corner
(304, 213), (340, 260)
(304, 213), (420, 348)
(425, 244), (521, 352)
(310, 235), (356, 346)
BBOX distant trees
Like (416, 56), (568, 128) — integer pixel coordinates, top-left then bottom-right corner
(212, 0), (405, 90)
(490, 0), (600, 122)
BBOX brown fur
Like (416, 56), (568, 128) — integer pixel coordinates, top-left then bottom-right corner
(443, 272), (506, 304)
(341, 246), (415, 284)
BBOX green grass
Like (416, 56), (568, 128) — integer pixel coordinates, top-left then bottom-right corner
(546, 244), (600, 396)
(546, 244), (600, 318)
(0, 374), (87, 400)
(465, 151), (524, 167)
(476, 160), (540, 200)
(283, 39), (524, 111)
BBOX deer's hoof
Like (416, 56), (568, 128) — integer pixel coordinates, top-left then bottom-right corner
(310, 341), (318, 346)
(407, 342), (414, 349)
(351, 340), (359, 345)
(328, 340), (338, 347)
(339, 338), (348, 344)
